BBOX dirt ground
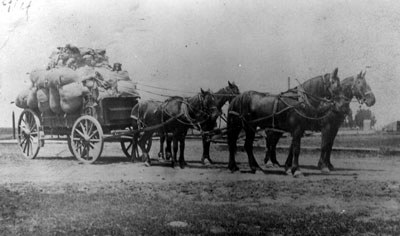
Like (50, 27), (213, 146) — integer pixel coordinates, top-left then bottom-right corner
(1, 139), (400, 235)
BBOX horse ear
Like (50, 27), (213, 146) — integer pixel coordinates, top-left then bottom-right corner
(200, 88), (205, 94)
(358, 70), (363, 77)
(362, 70), (367, 77)
(228, 81), (232, 86)
(332, 68), (338, 79)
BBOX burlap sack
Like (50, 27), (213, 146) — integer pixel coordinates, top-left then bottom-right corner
(36, 88), (51, 113)
(45, 67), (79, 88)
(59, 82), (89, 114)
(30, 69), (47, 88)
(27, 87), (38, 109)
(15, 89), (30, 109)
(49, 87), (63, 114)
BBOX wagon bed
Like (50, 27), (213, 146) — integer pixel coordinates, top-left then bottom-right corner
(17, 96), (139, 164)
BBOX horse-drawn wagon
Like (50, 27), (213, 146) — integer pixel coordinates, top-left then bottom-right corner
(17, 95), (140, 164)
(15, 44), (142, 164)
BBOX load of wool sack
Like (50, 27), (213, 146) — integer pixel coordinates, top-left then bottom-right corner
(49, 87), (63, 114)
(27, 87), (38, 109)
(44, 67), (79, 88)
(76, 66), (96, 81)
(30, 69), (47, 88)
(94, 67), (117, 88)
(15, 89), (30, 109)
(59, 83), (90, 114)
(36, 88), (51, 113)
(117, 80), (139, 97)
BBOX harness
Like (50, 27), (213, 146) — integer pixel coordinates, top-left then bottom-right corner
(351, 75), (373, 105)
(229, 76), (337, 133)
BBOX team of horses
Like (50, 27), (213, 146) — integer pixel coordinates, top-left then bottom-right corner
(130, 69), (375, 177)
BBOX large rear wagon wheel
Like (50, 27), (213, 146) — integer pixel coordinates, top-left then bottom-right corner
(17, 109), (42, 159)
(70, 115), (104, 164)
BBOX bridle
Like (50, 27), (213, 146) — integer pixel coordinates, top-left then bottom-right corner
(351, 76), (372, 105)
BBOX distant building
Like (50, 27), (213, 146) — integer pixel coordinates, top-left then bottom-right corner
(382, 121), (400, 132)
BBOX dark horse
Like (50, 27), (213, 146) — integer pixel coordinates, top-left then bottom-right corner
(159, 81), (240, 164)
(227, 68), (341, 176)
(264, 71), (375, 173)
(131, 89), (219, 168)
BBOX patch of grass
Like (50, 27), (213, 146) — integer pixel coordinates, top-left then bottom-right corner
(1, 181), (400, 235)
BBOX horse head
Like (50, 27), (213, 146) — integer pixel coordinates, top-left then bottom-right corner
(352, 71), (376, 107)
(200, 88), (220, 120)
(227, 81), (240, 95)
(325, 67), (341, 98)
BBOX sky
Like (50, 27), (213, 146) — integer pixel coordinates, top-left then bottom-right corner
(0, 0), (400, 128)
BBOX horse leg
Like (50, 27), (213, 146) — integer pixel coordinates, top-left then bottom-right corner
(158, 131), (165, 160)
(201, 135), (212, 164)
(131, 133), (140, 162)
(165, 134), (173, 160)
(318, 125), (331, 173)
(291, 128), (304, 177)
(227, 117), (241, 172)
(171, 134), (179, 168)
(264, 131), (282, 167)
(284, 143), (294, 174)
(244, 126), (260, 173)
(326, 125), (340, 171)
(178, 135), (187, 169)
(139, 132), (152, 166)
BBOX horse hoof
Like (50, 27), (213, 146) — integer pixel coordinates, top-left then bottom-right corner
(328, 164), (335, 171)
(144, 161), (151, 167)
(265, 162), (273, 168)
(293, 170), (304, 178)
(285, 168), (291, 175)
(317, 161), (323, 169)
(229, 165), (239, 173)
(320, 167), (330, 174)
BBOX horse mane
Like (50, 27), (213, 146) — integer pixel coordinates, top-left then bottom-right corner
(229, 91), (256, 116)
(340, 76), (356, 100)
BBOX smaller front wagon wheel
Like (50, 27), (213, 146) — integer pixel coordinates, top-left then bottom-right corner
(70, 115), (104, 164)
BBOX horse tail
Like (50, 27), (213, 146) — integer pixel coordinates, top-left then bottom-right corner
(227, 92), (253, 155)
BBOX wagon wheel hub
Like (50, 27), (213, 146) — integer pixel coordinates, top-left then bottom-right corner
(21, 126), (31, 137)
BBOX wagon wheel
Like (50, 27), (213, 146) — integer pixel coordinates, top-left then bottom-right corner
(67, 135), (74, 156)
(17, 109), (42, 159)
(70, 115), (104, 164)
(121, 136), (152, 161)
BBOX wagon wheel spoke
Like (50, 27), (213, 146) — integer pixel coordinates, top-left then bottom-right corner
(89, 130), (99, 139)
(20, 137), (27, 147)
(23, 139), (29, 153)
(87, 122), (93, 137)
(70, 116), (103, 164)
(126, 142), (133, 151)
(26, 140), (31, 156)
(75, 129), (86, 139)
(79, 122), (88, 136)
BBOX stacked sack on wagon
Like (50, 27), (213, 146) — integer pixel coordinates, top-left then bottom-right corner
(15, 44), (140, 116)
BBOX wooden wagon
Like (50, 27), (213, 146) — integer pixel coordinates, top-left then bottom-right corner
(16, 95), (141, 164)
